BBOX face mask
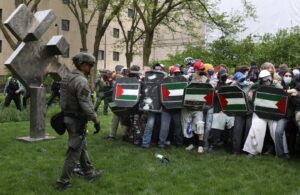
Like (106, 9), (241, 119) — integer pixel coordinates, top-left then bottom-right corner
(198, 71), (206, 76)
(220, 75), (227, 82)
(283, 77), (292, 85)
(208, 69), (214, 76)
(174, 72), (182, 76)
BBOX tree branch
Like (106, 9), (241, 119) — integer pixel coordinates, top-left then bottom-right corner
(30, 0), (40, 13)
(133, 0), (149, 31)
(197, 0), (227, 34)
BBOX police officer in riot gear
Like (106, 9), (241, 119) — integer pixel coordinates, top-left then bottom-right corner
(56, 52), (101, 190)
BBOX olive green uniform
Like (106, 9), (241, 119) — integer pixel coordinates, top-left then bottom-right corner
(58, 69), (97, 183)
(94, 76), (110, 114)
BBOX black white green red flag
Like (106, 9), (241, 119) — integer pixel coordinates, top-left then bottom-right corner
(254, 86), (288, 120)
(161, 82), (187, 102)
(183, 82), (214, 110)
(160, 76), (188, 109)
(217, 85), (249, 116)
(255, 92), (287, 114)
(113, 77), (141, 108)
(115, 84), (139, 101)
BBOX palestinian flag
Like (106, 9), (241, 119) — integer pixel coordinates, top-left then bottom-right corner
(161, 82), (187, 101)
(218, 92), (247, 111)
(115, 84), (139, 101)
(255, 92), (287, 114)
(184, 88), (214, 106)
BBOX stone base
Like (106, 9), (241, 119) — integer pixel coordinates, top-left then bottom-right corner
(16, 135), (56, 142)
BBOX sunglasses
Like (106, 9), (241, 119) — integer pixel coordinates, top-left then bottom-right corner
(284, 75), (292, 77)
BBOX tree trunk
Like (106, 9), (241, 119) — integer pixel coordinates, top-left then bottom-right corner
(125, 52), (132, 68)
(79, 24), (88, 51)
(30, 0), (41, 13)
(143, 31), (154, 68)
(92, 27), (104, 86)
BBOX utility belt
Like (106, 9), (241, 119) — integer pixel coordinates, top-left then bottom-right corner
(63, 112), (88, 136)
(63, 112), (88, 122)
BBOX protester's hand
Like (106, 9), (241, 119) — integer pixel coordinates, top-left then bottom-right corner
(94, 121), (101, 134)
(247, 91), (253, 101)
(287, 89), (298, 96)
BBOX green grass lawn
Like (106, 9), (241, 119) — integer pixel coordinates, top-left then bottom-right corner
(1, 105), (300, 194)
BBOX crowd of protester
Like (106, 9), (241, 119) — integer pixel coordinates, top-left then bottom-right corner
(103, 58), (300, 159)
(3, 57), (300, 159)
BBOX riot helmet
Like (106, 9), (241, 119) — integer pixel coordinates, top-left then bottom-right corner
(259, 70), (272, 86)
(128, 65), (141, 78)
(184, 57), (194, 66)
(72, 52), (96, 69)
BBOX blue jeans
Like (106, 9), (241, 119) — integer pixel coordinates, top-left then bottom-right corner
(275, 118), (288, 156)
(142, 112), (156, 147)
(158, 109), (182, 146)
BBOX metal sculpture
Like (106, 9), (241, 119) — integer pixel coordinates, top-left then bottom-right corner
(4, 4), (70, 141)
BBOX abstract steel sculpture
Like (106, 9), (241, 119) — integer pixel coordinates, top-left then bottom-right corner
(4, 4), (70, 141)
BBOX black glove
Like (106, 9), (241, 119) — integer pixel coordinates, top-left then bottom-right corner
(94, 122), (101, 134)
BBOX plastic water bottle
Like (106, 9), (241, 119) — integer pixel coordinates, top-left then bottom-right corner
(155, 153), (169, 163)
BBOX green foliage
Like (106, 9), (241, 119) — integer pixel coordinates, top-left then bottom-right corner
(161, 27), (300, 69)
(183, 0), (256, 36)
(208, 36), (256, 66)
(254, 27), (300, 67)
(134, 0), (256, 67)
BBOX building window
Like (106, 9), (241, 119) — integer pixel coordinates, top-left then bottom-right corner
(97, 50), (104, 60)
(62, 47), (69, 58)
(80, 0), (88, 8)
(113, 28), (119, 38)
(0, 9), (2, 19)
(62, 0), (69, 4)
(0, 40), (2, 53)
(61, 19), (70, 31)
(113, 51), (119, 61)
(128, 8), (134, 18)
